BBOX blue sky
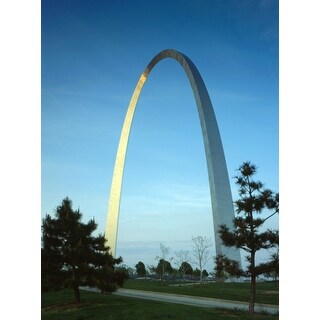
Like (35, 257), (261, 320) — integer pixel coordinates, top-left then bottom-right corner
(4, 0), (320, 318)
(42, 0), (279, 269)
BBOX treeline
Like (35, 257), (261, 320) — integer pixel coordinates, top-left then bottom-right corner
(134, 258), (210, 281)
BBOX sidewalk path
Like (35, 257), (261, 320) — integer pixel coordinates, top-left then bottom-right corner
(80, 287), (278, 315)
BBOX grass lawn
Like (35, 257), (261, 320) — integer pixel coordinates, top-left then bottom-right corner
(123, 280), (279, 305)
(42, 289), (279, 320)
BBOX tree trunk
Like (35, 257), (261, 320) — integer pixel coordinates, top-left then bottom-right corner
(249, 251), (256, 313)
(248, 205), (256, 314)
(73, 284), (81, 304)
(72, 267), (80, 303)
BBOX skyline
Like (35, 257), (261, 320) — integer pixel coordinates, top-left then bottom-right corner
(41, 0), (279, 269)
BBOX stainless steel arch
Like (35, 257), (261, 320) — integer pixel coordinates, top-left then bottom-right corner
(105, 49), (241, 264)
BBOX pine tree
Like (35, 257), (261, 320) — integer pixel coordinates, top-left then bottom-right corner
(41, 197), (127, 303)
(219, 162), (279, 313)
(213, 254), (243, 282)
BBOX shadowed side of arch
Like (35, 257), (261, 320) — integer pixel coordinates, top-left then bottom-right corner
(105, 49), (241, 264)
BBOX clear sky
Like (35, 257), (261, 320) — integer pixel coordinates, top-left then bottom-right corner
(41, 0), (279, 270)
(4, 1), (320, 318)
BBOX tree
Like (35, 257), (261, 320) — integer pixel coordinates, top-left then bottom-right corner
(174, 250), (192, 279)
(213, 254), (243, 282)
(179, 262), (193, 278)
(193, 268), (201, 277)
(256, 231), (279, 285)
(155, 243), (173, 281)
(213, 254), (228, 282)
(154, 259), (173, 280)
(219, 162), (279, 313)
(41, 197), (128, 303)
(256, 252), (279, 281)
(191, 236), (212, 283)
(135, 261), (147, 277)
(202, 269), (209, 277)
(147, 264), (156, 277)
(88, 240), (128, 294)
(115, 264), (135, 278)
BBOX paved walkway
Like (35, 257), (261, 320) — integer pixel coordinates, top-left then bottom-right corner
(80, 287), (279, 314)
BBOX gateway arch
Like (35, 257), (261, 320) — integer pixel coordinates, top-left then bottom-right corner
(105, 49), (241, 264)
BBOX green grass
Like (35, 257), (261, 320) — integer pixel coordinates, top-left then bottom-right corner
(123, 280), (279, 305)
(42, 289), (278, 320)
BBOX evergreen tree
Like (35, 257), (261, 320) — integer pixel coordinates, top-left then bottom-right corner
(256, 230), (279, 283)
(179, 262), (193, 278)
(135, 261), (147, 277)
(202, 269), (209, 277)
(154, 259), (173, 280)
(41, 197), (128, 303)
(213, 254), (243, 282)
(218, 162), (279, 313)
